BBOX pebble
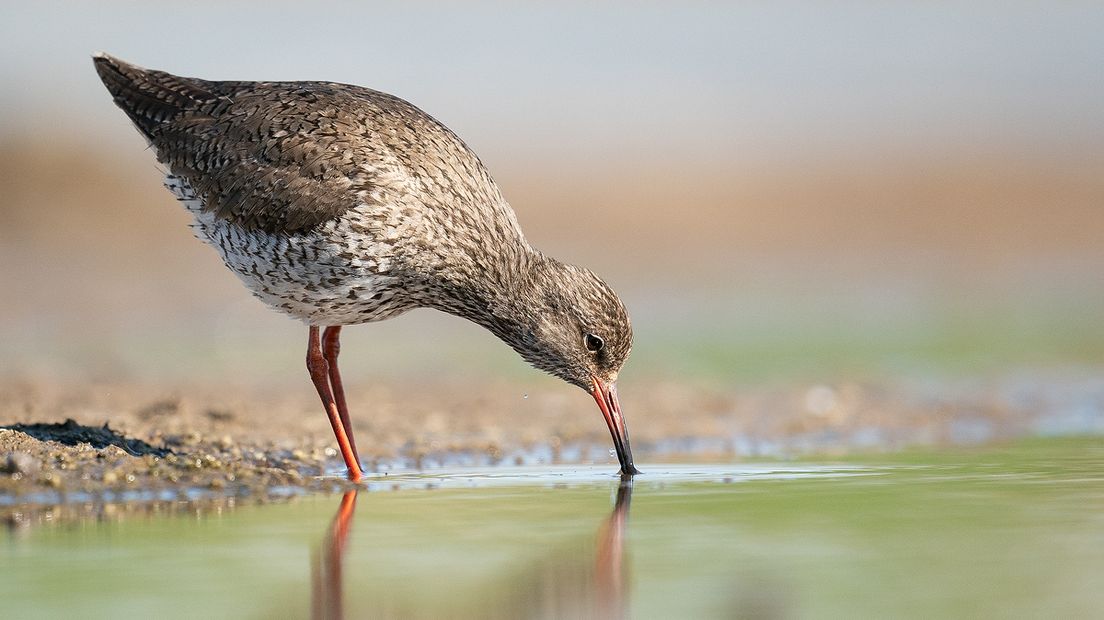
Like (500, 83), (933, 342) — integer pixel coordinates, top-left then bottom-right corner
(2, 452), (40, 475)
(101, 445), (129, 459)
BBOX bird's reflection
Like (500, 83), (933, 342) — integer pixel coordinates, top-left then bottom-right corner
(310, 480), (634, 619)
(311, 490), (357, 620)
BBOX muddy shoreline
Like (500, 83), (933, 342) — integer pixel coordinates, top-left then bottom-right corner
(3, 372), (1102, 525)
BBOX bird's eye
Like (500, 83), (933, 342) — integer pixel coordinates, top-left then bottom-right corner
(585, 333), (604, 353)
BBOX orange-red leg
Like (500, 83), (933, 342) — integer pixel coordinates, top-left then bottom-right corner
(307, 326), (363, 482)
(323, 326), (360, 464)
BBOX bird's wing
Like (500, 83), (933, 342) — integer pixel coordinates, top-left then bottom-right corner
(93, 54), (412, 233)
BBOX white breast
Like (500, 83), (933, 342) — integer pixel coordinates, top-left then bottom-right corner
(164, 175), (412, 325)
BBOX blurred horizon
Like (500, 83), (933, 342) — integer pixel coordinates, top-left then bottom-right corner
(1, 2), (1102, 386)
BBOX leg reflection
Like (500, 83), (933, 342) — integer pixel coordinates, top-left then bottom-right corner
(311, 490), (358, 620)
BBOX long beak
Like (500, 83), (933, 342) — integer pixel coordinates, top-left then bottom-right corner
(591, 378), (640, 477)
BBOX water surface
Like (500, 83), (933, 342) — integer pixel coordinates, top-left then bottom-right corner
(4, 438), (1103, 619)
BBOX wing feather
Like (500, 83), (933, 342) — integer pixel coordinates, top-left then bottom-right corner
(93, 54), (518, 238)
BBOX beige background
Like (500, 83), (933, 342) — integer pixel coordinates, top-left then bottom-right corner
(1, 3), (1101, 388)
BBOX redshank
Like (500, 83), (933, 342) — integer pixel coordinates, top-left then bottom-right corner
(92, 54), (638, 481)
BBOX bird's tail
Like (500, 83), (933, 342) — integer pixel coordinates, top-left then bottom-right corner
(92, 53), (214, 140)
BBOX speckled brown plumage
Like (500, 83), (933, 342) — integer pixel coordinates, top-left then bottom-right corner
(93, 53), (638, 478)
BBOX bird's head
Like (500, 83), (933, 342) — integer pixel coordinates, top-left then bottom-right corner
(487, 255), (638, 475)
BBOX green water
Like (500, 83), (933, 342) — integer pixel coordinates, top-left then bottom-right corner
(3, 438), (1103, 619)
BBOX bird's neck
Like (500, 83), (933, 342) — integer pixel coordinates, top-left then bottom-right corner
(426, 244), (555, 347)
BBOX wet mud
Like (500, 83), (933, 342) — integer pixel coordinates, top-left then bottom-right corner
(2, 371), (1102, 526)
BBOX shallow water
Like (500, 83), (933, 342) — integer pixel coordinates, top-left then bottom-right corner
(3, 438), (1103, 619)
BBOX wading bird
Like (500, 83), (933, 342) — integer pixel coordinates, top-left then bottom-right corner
(93, 54), (638, 481)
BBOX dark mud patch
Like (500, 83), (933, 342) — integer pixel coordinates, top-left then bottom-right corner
(0, 422), (357, 516)
(2, 418), (169, 457)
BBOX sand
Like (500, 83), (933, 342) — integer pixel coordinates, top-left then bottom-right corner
(3, 370), (1101, 527)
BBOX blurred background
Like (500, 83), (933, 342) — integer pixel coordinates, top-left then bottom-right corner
(1, 2), (1101, 401)
(5, 7), (1104, 615)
